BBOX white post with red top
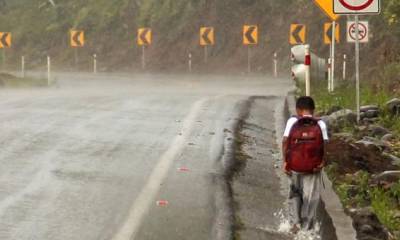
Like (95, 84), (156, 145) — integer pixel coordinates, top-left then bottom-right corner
(273, 52), (278, 78)
(305, 45), (311, 96)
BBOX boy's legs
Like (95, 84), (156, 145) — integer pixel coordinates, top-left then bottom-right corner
(288, 173), (303, 227)
(300, 172), (322, 230)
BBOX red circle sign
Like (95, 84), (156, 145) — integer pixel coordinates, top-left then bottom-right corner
(339, 0), (374, 11)
(349, 23), (367, 41)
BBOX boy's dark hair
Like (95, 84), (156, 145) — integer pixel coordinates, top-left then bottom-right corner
(296, 96), (315, 111)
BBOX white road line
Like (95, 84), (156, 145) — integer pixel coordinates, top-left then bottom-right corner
(111, 98), (208, 240)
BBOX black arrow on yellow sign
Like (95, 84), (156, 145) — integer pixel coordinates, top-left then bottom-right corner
(290, 24), (306, 45)
(70, 30), (84, 47)
(200, 27), (214, 46)
(324, 22), (340, 44)
(0, 32), (11, 48)
(138, 28), (152, 46)
(243, 25), (258, 45)
(291, 25), (305, 44)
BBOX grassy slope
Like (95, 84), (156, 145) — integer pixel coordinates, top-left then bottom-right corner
(0, 0), (328, 72)
(0, 0), (398, 77)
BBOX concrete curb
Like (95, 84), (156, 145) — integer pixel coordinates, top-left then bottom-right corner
(286, 92), (357, 240)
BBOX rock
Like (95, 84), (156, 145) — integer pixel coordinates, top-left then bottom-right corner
(325, 109), (357, 130)
(369, 125), (390, 137)
(360, 105), (380, 113)
(360, 105), (380, 120)
(356, 136), (390, 150)
(360, 224), (374, 234)
(386, 153), (400, 166)
(355, 160), (369, 171)
(333, 132), (355, 143)
(362, 117), (379, 125)
(381, 134), (395, 142)
(329, 109), (351, 118)
(364, 109), (380, 119)
(326, 105), (343, 115)
(352, 207), (389, 240)
(373, 171), (400, 183)
(385, 98), (400, 116)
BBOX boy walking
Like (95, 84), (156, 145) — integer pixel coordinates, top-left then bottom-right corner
(282, 96), (329, 233)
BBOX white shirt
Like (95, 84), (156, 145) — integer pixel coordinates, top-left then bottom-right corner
(283, 116), (329, 141)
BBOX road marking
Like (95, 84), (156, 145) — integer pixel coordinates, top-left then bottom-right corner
(111, 98), (207, 240)
(177, 167), (190, 172)
(156, 200), (169, 207)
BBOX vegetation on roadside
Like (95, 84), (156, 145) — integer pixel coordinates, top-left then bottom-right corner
(300, 79), (400, 238)
(326, 166), (400, 235)
(0, 73), (47, 87)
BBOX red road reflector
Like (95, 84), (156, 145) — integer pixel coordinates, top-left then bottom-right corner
(156, 200), (169, 206)
(177, 167), (190, 172)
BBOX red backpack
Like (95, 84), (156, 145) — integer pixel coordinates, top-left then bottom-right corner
(286, 117), (324, 173)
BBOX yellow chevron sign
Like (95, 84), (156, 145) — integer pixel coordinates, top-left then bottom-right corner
(314, 0), (340, 21)
(138, 28), (152, 46)
(243, 25), (258, 45)
(290, 24), (306, 45)
(324, 22), (340, 44)
(70, 30), (85, 47)
(200, 27), (215, 46)
(0, 32), (12, 48)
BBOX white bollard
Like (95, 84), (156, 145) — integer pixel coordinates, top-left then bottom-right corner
(343, 54), (347, 81)
(305, 45), (311, 96)
(93, 54), (97, 74)
(21, 56), (25, 78)
(188, 53), (192, 73)
(273, 52), (278, 78)
(47, 56), (51, 86)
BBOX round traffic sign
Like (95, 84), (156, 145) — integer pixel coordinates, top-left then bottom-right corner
(349, 23), (367, 41)
(339, 0), (374, 11)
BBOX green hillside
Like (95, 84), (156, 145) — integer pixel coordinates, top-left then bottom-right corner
(0, 0), (399, 81)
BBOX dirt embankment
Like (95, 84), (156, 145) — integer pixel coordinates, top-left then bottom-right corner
(324, 110), (400, 240)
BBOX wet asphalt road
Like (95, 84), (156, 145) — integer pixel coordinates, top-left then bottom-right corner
(0, 73), (292, 240)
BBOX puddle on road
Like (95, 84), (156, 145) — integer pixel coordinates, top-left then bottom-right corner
(268, 209), (323, 240)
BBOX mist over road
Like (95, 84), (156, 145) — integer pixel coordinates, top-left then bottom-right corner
(0, 73), (292, 240)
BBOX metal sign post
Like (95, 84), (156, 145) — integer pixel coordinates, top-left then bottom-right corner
(331, 21), (336, 92)
(305, 45), (311, 96)
(343, 54), (347, 80)
(355, 15), (361, 122)
(74, 48), (78, 67)
(333, 0), (380, 123)
(204, 45), (208, 64)
(142, 46), (146, 70)
(328, 57), (332, 91)
(2, 49), (5, 70)
(247, 46), (251, 73)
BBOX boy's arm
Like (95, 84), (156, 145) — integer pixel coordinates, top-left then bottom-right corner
(282, 137), (291, 175)
(315, 140), (329, 171)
